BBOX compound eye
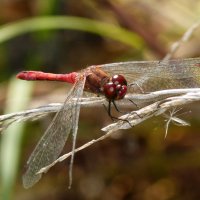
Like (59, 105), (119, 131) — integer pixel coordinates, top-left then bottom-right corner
(111, 75), (127, 86)
(116, 85), (127, 100)
(103, 82), (116, 99)
(103, 75), (128, 100)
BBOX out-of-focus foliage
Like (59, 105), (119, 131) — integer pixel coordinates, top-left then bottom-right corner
(0, 0), (200, 200)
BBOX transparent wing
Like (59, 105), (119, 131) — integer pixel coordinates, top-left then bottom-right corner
(23, 74), (86, 188)
(101, 57), (200, 92)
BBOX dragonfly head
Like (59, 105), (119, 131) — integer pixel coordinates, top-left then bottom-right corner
(103, 74), (127, 100)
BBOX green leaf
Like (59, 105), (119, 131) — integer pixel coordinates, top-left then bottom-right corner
(0, 78), (33, 199)
(0, 16), (144, 49)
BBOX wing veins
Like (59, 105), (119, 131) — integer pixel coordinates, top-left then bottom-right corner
(23, 74), (86, 188)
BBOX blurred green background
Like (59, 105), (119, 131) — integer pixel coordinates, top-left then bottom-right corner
(0, 0), (200, 199)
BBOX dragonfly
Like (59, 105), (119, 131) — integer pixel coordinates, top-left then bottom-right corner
(17, 57), (200, 189)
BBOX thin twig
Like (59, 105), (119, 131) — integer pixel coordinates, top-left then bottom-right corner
(0, 97), (105, 132)
(1, 89), (199, 130)
(163, 108), (190, 138)
(163, 20), (200, 60)
(36, 89), (200, 175)
(1, 88), (200, 132)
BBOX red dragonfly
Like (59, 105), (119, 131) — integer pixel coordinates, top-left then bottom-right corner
(17, 57), (200, 188)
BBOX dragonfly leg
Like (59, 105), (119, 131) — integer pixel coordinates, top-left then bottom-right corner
(112, 99), (142, 119)
(128, 99), (140, 109)
(102, 100), (116, 121)
(103, 100), (133, 127)
(129, 82), (144, 94)
(112, 100), (124, 114)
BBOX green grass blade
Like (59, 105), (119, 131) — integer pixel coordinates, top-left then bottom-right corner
(0, 79), (33, 199)
(0, 16), (144, 49)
